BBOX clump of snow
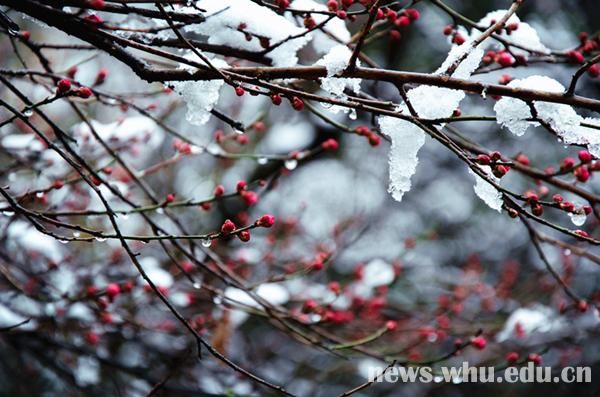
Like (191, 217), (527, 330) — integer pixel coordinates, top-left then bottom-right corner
(359, 259), (395, 287)
(1, 133), (45, 156)
(139, 257), (174, 289)
(435, 41), (485, 80)
(496, 305), (566, 342)
(223, 283), (290, 327)
(569, 118), (600, 158)
(469, 166), (503, 212)
(74, 356), (100, 386)
(470, 10), (550, 56)
(291, 0), (351, 54)
(188, 0), (309, 67)
(379, 39), (484, 202)
(318, 45), (352, 77)
(406, 86), (465, 119)
(494, 96), (534, 137)
(6, 221), (64, 262)
(0, 304), (34, 329)
(378, 113), (425, 202)
(406, 39), (484, 120)
(494, 76), (578, 138)
(258, 121), (315, 153)
(568, 212), (587, 226)
(494, 76), (600, 156)
(357, 358), (388, 381)
(316, 45), (361, 97)
(224, 283), (290, 308)
(169, 57), (228, 126)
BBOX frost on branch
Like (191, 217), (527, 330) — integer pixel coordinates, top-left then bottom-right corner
(315, 45), (361, 97)
(188, 0), (309, 67)
(494, 76), (600, 156)
(378, 113), (425, 202)
(468, 166), (503, 212)
(169, 57), (228, 126)
(469, 10), (550, 56)
(292, 0), (351, 54)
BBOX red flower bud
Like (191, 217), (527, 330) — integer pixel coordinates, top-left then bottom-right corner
(94, 68), (108, 85)
(406, 8), (420, 21)
(221, 219), (236, 234)
(527, 353), (542, 365)
(568, 50), (585, 64)
(271, 94), (282, 105)
(497, 52), (514, 67)
(236, 180), (247, 192)
(368, 133), (381, 146)
(476, 154), (491, 165)
(321, 139), (339, 151)
(578, 150), (593, 163)
(291, 96), (304, 111)
(56, 79), (71, 94)
(241, 190), (258, 206)
(574, 166), (590, 182)
(76, 86), (93, 99)
(105, 283), (120, 299)
(214, 185), (225, 197)
(471, 336), (487, 350)
(506, 351), (519, 364)
(257, 214), (276, 228)
(238, 230), (251, 242)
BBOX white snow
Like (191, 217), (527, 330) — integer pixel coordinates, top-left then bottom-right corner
(258, 121), (315, 153)
(6, 221), (64, 262)
(470, 10), (550, 56)
(435, 41), (485, 80)
(188, 0), (309, 67)
(224, 283), (290, 309)
(568, 212), (587, 226)
(496, 305), (566, 342)
(316, 45), (361, 97)
(73, 116), (163, 165)
(570, 118), (600, 158)
(378, 113), (426, 202)
(1, 133), (44, 154)
(379, 33), (487, 202)
(357, 358), (388, 381)
(223, 283), (290, 327)
(169, 57), (228, 126)
(0, 304), (31, 328)
(469, 166), (503, 212)
(406, 86), (465, 119)
(139, 257), (174, 288)
(291, 0), (351, 54)
(360, 259), (395, 287)
(74, 356), (100, 386)
(494, 77), (600, 156)
(494, 76), (579, 138)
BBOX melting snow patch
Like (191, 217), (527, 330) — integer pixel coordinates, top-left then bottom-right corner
(189, 0), (309, 67)
(469, 166), (503, 212)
